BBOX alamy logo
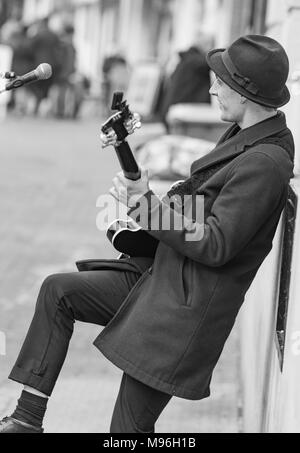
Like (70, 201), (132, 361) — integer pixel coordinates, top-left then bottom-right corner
(0, 331), (6, 356)
(96, 192), (205, 242)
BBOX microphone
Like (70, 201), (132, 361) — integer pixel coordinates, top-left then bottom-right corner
(0, 63), (52, 93)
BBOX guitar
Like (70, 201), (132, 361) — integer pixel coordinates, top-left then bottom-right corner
(101, 92), (159, 257)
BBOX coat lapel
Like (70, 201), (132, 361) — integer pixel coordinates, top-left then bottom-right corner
(191, 111), (287, 175)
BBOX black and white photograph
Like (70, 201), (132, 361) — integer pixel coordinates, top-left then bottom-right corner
(0, 0), (299, 436)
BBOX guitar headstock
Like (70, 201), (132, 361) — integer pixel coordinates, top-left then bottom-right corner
(101, 92), (141, 148)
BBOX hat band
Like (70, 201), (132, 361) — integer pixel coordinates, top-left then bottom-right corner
(221, 50), (259, 96)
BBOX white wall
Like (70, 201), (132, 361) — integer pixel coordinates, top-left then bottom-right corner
(263, 180), (300, 433)
(264, 0), (300, 176)
(239, 215), (284, 432)
(240, 181), (300, 433)
(118, 0), (144, 64)
(73, 1), (102, 91)
(239, 1), (300, 432)
(282, 4), (300, 177)
(171, 0), (202, 52)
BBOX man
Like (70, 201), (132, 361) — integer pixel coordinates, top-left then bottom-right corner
(0, 35), (294, 433)
(27, 17), (62, 115)
(51, 24), (76, 118)
(102, 53), (129, 116)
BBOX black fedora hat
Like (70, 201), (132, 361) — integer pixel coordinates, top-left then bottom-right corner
(206, 34), (290, 108)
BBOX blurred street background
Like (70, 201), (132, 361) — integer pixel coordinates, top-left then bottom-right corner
(0, 0), (300, 434)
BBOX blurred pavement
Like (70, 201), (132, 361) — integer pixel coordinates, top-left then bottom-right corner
(0, 115), (241, 433)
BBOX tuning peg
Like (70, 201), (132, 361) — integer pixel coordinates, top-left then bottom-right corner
(133, 112), (141, 121)
(133, 113), (142, 129)
(124, 112), (142, 135)
(101, 130), (118, 148)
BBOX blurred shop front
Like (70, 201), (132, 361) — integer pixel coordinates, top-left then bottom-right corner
(73, 0), (175, 96)
(17, 0), (270, 112)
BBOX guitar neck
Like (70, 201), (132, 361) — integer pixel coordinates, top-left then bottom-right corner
(115, 141), (141, 181)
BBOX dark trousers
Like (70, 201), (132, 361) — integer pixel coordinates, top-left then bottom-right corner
(8, 269), (172, 433)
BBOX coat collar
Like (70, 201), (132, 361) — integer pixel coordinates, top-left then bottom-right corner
(191, 111), (287, 175)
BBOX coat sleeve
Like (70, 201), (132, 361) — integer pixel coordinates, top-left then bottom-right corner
(128, 152), (286, 267)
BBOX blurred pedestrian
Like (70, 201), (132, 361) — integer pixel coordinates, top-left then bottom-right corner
(9, 25), (34, 114)
(160, 31), (214, 129)
(50, 24), (90, 119)
(0, 4), (23, 44)
(27, 17), (62, 115)
(102, 53), (130, 114)
(50, 24), (76, 118)
(10, 25), (32, 76)
(67, 72), (90, 119)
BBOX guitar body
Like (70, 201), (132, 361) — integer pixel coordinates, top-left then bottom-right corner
(106, 219), (158, 258)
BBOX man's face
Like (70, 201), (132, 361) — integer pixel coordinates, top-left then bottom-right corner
(210, 75), (245, 123)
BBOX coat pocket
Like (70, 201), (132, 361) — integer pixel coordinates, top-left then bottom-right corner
(180, 257), (194, 307)
(75, 257), (153, 275)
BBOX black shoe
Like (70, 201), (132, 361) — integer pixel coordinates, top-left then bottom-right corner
(0, 416), (44, 433)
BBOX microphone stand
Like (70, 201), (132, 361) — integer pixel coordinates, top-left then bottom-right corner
(0, 71), (17, 94)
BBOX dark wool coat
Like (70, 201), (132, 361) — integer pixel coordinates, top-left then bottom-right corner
(92, 112), (294, 400)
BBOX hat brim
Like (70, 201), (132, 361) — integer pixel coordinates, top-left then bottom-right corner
(206, 48), (290, 108)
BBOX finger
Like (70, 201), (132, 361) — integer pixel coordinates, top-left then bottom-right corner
(112, 176), (125, 191)
(109, 187), (119, 201)
(110, 184), (128, 202)
(116, 172), (128, 185)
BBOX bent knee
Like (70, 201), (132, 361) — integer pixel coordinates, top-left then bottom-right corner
(39, 273), (75, 301)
